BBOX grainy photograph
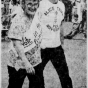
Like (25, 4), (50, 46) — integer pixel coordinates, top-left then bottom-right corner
(1, 0), (87, 88)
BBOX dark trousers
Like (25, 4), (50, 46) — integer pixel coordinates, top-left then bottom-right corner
(7, 63), (44, 88)
(41, 45), (73, 88)
(7, 45), (73, 88)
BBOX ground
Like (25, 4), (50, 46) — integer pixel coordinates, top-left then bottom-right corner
(1, 22), (87, 88)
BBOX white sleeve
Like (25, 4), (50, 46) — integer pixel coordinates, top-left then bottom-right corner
(62, 3), (65, 20)
(29, 7), (42, 33)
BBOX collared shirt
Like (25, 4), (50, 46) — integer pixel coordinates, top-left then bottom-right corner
(8, 11), (42, 70)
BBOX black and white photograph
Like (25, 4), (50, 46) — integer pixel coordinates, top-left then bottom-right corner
(1, 0), (87, 88)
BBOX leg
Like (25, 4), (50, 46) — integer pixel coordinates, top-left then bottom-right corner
(27, 48), (50, 88)
(51, 46), (73, 88)
(27, 63), (44, 88)
(7, 66), (26, 88)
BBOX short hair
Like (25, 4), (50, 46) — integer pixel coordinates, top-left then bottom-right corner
(74, 14), (78, 18)
(12, 0), (17, 5)
(21, 0), (39, 4)
(21, 0), (39, 10)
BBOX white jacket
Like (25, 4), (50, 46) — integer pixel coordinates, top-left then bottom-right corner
(30, 0), (65, 48)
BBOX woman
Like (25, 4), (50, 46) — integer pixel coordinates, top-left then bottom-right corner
(7, 0), (43, 88)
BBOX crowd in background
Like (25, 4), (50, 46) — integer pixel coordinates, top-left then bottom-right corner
(1, 0), (87, 40)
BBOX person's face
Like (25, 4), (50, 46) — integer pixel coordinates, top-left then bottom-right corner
(24, 0), (39, 15)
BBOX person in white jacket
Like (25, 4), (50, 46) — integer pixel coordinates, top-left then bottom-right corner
(30, 0), (73, 88)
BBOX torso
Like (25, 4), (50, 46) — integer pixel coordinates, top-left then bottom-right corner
(8, 12), (42, 70)
(39, 0), (65, 48)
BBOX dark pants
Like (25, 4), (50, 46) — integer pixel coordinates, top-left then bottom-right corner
(41, 45), (73, 88)
(7, 45), (73, 88)
(7, 63), (44, 88)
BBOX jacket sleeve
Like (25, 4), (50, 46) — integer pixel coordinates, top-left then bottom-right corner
(29, 6), (43, 39)
(30, 1), (43, 29)
(62, 2), (65, 20)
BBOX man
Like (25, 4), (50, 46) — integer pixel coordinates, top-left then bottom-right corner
(7, 0), (43, 88)
(30, 0), (73, 88)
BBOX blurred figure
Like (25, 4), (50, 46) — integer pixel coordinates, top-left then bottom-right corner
(64, 0), (85, 39)
(9, 0), (23, 18)
(63, 0), (72, 22)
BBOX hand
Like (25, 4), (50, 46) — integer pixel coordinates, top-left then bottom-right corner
(25, 62), (35, 74)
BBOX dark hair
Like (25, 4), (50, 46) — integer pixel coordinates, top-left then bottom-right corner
(21, 0), (39, 10)
(21, 0), (25, 5)
(12, 0), (17, 5)
(74, 14), (78, 18)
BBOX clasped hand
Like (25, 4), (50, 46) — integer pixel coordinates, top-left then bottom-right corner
(24, 61), (35, 74)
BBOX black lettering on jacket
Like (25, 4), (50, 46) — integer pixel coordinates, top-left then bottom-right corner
(44, 7), (54, 15)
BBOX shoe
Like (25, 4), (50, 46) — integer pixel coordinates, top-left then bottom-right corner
(64, 35), (73, 39)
